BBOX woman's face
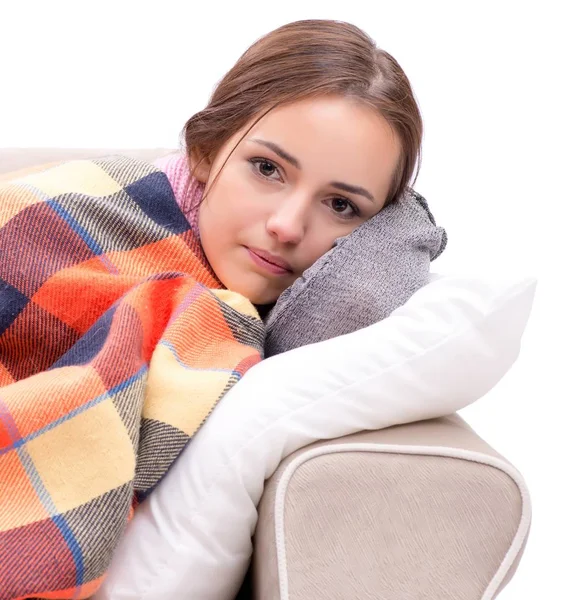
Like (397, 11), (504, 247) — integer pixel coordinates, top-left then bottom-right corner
(196, 94), (402, 305)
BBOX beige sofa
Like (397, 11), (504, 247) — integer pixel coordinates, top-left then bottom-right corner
(0, 148), (531, 600)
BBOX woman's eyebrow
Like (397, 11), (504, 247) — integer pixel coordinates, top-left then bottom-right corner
(249, 138), (301, 169)
(247, 138), (376, 203)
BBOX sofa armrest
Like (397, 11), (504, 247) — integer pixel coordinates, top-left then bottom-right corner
(249, 413), (531, 600)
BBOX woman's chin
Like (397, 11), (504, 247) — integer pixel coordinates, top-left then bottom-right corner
(242, 288), (282, 306)
(217, 263), (289, 305)
(221, 277), (282, 306)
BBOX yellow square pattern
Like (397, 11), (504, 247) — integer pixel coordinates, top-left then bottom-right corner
(211, 288), (261, 319)
(144, 343), (232, 435)
(14, 160), (122, 198)
(26, 398), (135, 514)
(0, 182), (44, 228)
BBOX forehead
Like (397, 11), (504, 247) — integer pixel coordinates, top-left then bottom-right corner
(240, 95), (401, 201)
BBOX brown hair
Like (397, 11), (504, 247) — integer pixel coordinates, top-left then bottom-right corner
(182, 19), (423, 208)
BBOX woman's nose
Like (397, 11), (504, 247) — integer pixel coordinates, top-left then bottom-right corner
(265, 197), (308, 245)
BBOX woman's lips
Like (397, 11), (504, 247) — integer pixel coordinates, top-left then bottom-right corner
(245, 247), (292, 276)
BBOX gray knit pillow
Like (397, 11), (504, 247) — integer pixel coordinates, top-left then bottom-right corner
(263, 188), (447, 357)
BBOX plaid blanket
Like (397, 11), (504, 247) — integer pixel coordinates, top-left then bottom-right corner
(0, 156), (265, 599)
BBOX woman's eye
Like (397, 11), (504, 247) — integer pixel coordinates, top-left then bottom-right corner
(330, 197), (360, 220)
(249, 158), (281, 181)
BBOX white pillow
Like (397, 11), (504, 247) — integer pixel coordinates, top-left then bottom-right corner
(94, 271), (537, 600)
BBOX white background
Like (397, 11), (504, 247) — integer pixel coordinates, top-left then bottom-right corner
(1, 1), (573, 597)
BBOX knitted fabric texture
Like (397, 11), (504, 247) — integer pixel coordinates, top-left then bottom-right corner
(264, 187), (448, 356)
(0, 155), (264, 599)
(152, 151), (219, 279)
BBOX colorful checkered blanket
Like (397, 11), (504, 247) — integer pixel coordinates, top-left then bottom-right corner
(0, 156), (265, 599)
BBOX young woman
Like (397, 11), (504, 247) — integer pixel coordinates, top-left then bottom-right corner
(154, 18), (422, 309)
(0, 19), (424, 599)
